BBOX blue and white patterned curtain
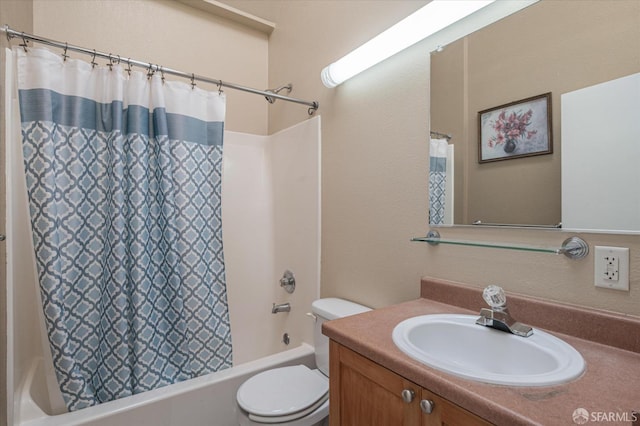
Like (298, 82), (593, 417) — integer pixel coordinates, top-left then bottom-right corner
(15, 47), (232, 411)
(429, 138), (448, 225)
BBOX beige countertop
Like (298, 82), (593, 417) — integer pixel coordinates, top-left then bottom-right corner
(323, 278), (640, 426)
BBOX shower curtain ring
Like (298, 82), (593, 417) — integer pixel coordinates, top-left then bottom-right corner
(126, 58), (132, 76)
(147, 64), (155, 79)
(191, 73), (196, 90)
(160, 66), (165, 84)
(107, 54), (113, 71)
(62, 42), (69, 62)
(20, 32), (28, 52)
(217, 81), (223, 95)
(91, 49), (98, 68)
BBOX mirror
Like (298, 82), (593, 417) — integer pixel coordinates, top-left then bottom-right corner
(430, 1), (640, 231)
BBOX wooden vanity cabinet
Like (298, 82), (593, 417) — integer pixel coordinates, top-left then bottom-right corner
(419, 387), (492, 426)
(329, 341), (492, 426)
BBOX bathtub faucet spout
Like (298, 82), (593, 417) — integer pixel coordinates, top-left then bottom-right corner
(272, 302), (291, 314)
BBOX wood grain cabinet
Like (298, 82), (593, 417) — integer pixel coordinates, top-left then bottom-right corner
(329, 341), (492, 426)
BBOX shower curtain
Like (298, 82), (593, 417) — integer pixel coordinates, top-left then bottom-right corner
(429, 138), (448, 225)
(15, 47), (232, 411)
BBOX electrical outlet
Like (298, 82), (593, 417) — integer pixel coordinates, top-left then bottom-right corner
(594, 246), (629, 291)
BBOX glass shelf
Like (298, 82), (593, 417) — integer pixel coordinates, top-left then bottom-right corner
(412, 231), (589, 259)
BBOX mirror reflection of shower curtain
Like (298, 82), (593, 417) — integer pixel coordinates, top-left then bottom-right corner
(444, 144), (454, 225)
(14, 47), (232, 411)
(429, 138), (452, 225)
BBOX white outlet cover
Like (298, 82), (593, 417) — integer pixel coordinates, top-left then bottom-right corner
(594, 246), (630, 291)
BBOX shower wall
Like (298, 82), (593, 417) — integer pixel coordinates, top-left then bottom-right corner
(224, 117), (321, 364)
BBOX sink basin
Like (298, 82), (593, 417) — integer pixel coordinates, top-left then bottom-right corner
(392, 314), (585, 386)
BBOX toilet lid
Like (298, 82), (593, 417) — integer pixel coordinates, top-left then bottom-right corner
(237, 365), (329, 417)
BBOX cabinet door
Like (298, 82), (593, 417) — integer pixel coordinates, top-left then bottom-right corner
(330, 341), (421, 426)
(420, 388), (492, 426)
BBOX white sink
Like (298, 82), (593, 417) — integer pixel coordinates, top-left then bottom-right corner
(392, 314), (585, 387)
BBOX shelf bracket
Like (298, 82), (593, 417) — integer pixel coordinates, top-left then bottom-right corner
(558, 236), (589, 259)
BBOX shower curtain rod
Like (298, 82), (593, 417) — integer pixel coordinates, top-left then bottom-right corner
(2, 25), (319, 115)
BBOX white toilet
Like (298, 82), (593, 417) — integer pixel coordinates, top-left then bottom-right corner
(236, 298), (371, 426)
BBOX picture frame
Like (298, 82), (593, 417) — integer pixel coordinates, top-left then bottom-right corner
(478, 93), (552, 163)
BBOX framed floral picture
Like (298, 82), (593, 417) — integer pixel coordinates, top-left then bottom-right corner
(478, 93), (552, 163)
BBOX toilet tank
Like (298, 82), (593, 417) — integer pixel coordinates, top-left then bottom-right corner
(311, 298), (371, 376)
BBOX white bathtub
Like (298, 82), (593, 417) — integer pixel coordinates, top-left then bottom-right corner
(15, 344), (316, 426)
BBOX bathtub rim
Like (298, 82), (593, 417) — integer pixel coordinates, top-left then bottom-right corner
(16, 343), (315, 426)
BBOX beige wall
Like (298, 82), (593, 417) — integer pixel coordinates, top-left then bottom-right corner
(31, 0), (270, 135)
(225, 0), (431, 309)
(432, 1), (640, 227)
(228, 0), (640, 317)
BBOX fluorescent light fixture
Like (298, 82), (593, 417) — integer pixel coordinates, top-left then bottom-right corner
(321, 0), (497, 88)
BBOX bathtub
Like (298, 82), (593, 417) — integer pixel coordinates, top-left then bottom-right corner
(15, 344), (316, 426)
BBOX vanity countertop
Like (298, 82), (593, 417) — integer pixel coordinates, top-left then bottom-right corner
(322, 277), (640, 426)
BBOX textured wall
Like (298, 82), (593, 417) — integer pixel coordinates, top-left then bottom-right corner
(228, 0), (640, 316)
(32, 0), (270, 135)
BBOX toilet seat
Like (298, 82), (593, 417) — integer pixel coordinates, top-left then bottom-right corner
(247, 393), (328, 424)
(237, 365), (328, 423)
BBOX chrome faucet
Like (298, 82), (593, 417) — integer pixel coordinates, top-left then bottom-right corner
(272, 302), (291, 314)
(476, 285), (533, 337)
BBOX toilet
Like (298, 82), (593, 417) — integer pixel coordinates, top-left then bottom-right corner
(236, 298), (371, 426)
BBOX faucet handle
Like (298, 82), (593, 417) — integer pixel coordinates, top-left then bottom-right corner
(482, 285), (507, 309)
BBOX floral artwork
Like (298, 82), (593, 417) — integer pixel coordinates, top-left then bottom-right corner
(478, 93), (552, 163)
(488, 109), (537, 151)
